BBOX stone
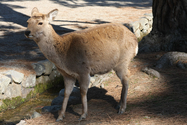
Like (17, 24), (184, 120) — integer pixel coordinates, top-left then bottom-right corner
(0, 94), (4, 100)
(155, 52), (187, 69)
(35, 76), (51, 85)
(31, 63), (45, 76)
(144, 13), (153, 29)
(21, 87), (34, 98)
(176, 61), (186, 69)
(142, 67), (161, 78)
(128, 13), (153, 42)
(0, 74), (11, 94)
(90, 77), (95, 84)
(31, 111), (42, 119)
(37, 60), (55, 75)
(9, 70), (24, 84)
(1, 70), (25, 84)
(43, 76), (50, 83)
(0, 100), (3, 106)
(139, 17), (150, 35)
(131, 21), (141, 38)
(49, 69), (61, 81)
(35, 76), (44, 85)
(16, 120), (26, 125)
(22, 74), (36, 88)
(4, 83), (21, 98)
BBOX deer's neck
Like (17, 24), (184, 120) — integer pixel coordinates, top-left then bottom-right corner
(36, 26), (63, 65)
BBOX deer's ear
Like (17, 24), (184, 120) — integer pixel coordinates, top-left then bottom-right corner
(31, 7), (39, 17)
(47, 9), (58, 22)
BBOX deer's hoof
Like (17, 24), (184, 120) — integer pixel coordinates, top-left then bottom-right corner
(78, 113), (87, 121)
(118, 108), (125, 114)
(56, 117), (63, 122)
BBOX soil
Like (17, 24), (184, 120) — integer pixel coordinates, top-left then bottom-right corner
(1, 0), (187, 125)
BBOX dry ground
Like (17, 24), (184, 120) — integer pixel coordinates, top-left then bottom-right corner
(25, 52), (187, 125)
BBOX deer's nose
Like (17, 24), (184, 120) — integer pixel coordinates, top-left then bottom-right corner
(25, 31), (31, 37)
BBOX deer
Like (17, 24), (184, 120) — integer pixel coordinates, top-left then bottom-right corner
(25, 7), (138, 122)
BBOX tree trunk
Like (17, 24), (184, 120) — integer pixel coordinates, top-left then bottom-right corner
(139, 0), (187, 53)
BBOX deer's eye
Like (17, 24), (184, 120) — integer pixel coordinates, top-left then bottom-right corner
(38, 22), (43, 25)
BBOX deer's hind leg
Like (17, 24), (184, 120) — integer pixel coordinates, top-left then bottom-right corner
(78, 73), (90, 120)
(114, 61), (130, 114)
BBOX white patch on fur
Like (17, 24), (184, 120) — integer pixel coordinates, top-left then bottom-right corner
(135, 45), (138, 55)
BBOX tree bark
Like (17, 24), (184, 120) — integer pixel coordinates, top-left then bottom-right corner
(139, 0), (187, 53)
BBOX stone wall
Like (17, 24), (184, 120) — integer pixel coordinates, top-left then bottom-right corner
(127, 13), (153, 41)
(0, 60), (60, 100)
(0, 59), (113, 110)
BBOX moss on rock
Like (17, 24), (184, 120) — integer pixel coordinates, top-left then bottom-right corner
(0, 76), (64, 112)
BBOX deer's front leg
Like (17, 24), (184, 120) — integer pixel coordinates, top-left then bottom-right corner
(78, 74), (90, 120)
(56, 76), (75, 122)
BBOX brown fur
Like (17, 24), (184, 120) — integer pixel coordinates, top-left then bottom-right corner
(25, 7), (138, 122)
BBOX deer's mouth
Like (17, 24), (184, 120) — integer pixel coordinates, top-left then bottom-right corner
(25, 31), (33, 39)
(25, 31), (44, 39)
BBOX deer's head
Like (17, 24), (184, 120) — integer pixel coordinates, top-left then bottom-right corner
(25, 7), (58, 41)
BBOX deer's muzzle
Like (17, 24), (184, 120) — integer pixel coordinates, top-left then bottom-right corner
(25, 31), (31, 38)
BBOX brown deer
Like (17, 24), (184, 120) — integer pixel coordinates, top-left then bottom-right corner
(25, 7), (138, 122)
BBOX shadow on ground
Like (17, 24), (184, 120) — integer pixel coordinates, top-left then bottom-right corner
(0, 2), (74, 62)
(50, 0), (152, 8)
(127, 53), (187, 120)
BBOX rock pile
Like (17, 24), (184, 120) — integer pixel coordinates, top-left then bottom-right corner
(128, 13), (153, 41)
(0, 60), (62, 101)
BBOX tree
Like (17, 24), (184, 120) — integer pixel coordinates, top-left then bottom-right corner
(139, 0), (187, 53)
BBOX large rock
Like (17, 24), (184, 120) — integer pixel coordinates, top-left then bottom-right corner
(31, 62), (45, 76)
(155, 52), (187, 69)
(49, 69), (61, 81)
(2, 70), (24, 84)
(142, 67), (161, 78)
(31, 111), (42, 119)
(129, 13), (153, 41)
(4, 83), (21, 98)
(21, 87), (34, 98)
(33, 60), (55, 76)
(21, 74), (36, 88)
(0, 74), (11, 95)
(17, 120), (26, 125)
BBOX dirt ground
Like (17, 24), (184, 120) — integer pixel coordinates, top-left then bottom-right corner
(25, 52), (187, 125)
(1, 0), (187, 125)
